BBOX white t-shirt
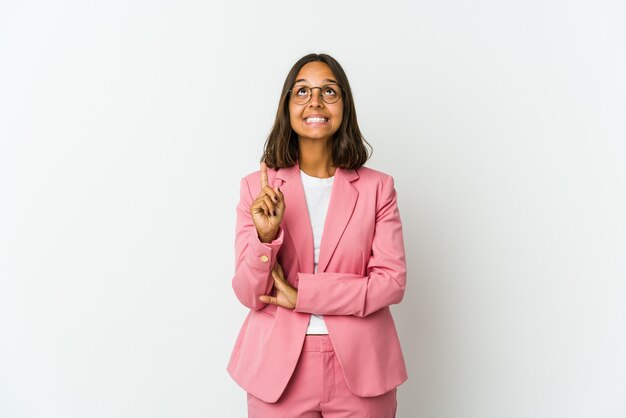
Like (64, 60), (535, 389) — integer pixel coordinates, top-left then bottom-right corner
(300, 169), (334, 335)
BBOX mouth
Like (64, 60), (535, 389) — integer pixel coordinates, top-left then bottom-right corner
(303, 116), (330, 125)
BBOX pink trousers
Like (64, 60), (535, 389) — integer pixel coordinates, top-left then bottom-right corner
(247, 334), (397, 418)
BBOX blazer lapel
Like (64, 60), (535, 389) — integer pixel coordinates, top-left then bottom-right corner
(274, 162), (313, 275)
(274, 160), (359, 275)
(317, 165), (359, 273)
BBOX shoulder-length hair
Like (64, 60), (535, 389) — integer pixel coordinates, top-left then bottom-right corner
(261, 53), (372, 169)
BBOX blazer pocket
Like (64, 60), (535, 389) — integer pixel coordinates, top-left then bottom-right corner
(257, 303), (277, 318)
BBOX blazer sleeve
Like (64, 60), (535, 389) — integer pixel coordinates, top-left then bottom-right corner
(294, 175), (407, 317)
(231, 176), (285, 311)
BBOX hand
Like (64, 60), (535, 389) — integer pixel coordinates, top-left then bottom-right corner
(259, 262), (298, 309)
(251, 162), (285, 242)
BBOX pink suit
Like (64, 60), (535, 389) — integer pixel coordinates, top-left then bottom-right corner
(227, 160), (408, 404)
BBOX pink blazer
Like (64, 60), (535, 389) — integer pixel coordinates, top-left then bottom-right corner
(227, 159), (408, 403)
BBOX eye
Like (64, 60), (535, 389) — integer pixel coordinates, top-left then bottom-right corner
(323, 86), (338, 96)
(295, 86), (309, 96)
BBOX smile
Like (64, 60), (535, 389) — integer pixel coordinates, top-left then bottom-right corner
(304, 117), (329, 124)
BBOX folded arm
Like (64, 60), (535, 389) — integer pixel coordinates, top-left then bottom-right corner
(294, 175), (407, 317)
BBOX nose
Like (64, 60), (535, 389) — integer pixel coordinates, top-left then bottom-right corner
(308, 88), (324, 107)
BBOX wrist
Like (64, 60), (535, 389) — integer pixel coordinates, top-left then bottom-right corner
(258, 230), (278, 243)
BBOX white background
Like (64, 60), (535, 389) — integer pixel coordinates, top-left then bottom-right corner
(1, 1), (625, 417)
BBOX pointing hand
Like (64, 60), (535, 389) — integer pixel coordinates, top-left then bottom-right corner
(250, 162), (285, 242)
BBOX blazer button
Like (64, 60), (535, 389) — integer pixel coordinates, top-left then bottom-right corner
(260, 255), (269, 262)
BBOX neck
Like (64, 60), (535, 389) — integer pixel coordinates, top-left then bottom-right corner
(298, 139), (336, 178)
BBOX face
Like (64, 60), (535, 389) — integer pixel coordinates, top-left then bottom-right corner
(288, 61), (344, 143)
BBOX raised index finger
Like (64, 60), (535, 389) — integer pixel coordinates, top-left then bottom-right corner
(260, 161), (270, 189)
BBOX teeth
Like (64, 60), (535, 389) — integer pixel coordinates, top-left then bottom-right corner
(305, 117), (328, 123)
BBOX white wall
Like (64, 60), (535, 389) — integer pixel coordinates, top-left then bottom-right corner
(1, 1), (624, 417)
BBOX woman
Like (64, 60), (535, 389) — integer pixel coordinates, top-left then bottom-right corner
(227, 53), (408, 417)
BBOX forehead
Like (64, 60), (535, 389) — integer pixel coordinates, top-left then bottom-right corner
(294, 62), (338, 84)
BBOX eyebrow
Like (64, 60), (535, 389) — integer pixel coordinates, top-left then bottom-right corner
(295, 78), (338, 84)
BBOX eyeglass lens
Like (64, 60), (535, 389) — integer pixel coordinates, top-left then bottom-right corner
(291, 85), (341, 104)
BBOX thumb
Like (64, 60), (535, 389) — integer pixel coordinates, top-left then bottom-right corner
(259, 295), (276, 304)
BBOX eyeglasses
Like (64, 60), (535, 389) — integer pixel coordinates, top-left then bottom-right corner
(288, 84), (343, 105)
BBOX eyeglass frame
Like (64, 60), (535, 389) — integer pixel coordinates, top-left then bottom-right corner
(287, 83), (344, 105)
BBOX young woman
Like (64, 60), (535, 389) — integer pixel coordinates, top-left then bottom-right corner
(227, 53), (408, 417)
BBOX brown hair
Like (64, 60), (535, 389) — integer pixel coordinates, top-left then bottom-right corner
(260, 53), (372, 169)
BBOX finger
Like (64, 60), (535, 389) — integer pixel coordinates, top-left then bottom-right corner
(272, 264), (284, 279)
(274, 185), (283, 201)
(262, 185), (280, 204)
(250, 198), (262, 214)
(271, 274), (296, 307)
(252, 201), (271, 218)
(260, 162), (270, 189)
(261, 195), (276, 215)
(272, 269), (288, 289)
(274, 277), (287, 294)
(273, 264), (284, 279)
(259, 294), (277, 305)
